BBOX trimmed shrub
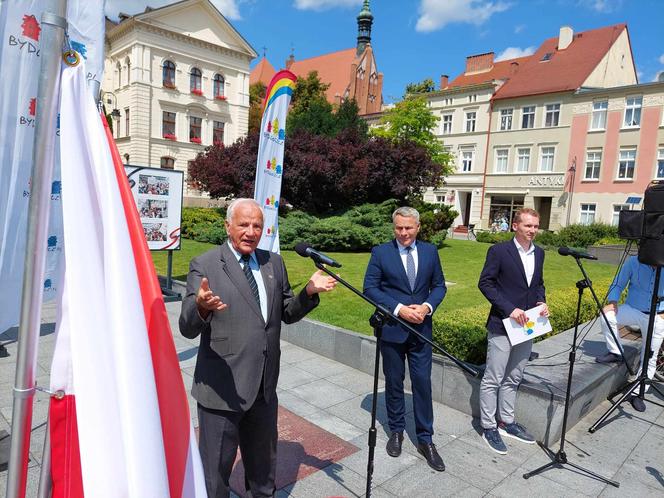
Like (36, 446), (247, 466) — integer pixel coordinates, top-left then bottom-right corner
(475, 231), (514, 244)
(180, 207), (226, 244)
(555, 223), (618, 249)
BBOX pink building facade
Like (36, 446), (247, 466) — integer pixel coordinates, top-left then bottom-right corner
(568, 82), (664, 226)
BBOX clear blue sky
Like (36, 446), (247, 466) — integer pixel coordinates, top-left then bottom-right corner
(108, 0), (664, 103)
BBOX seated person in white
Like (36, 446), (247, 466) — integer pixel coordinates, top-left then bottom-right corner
(595, 256), (664, 412)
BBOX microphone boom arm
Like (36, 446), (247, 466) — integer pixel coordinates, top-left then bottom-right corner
(312, 261), (479, 378)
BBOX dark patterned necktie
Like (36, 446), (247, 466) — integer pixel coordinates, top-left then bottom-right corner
(241, 254), (261, 307)
(406, 246), (416, 291)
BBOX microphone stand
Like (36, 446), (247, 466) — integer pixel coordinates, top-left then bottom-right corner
(589, 266), (664, 433)
(311, 261), (479, 498)
(523, 270), (619, 487)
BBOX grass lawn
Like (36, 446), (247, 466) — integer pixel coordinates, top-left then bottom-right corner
(152, 238), (619, 336)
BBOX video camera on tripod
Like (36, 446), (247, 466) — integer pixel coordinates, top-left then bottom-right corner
(618, 180), (664, 265)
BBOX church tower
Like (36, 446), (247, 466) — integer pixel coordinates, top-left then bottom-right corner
(356, 0), (373, 55)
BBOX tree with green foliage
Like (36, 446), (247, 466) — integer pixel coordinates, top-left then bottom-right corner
(371, 96), (452, 175)
(248, 82), (266, 133)
(404, 77), (436, 97)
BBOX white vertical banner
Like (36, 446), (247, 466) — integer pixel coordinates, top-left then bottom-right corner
(0, 0), (105, 334)
(253, 70), (296, 253)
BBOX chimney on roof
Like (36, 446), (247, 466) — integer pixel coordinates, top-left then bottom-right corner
(118, 12), (130, 22)
(510, 61), (519, 74)
(465, 52), (494, 74)
(285, 53), (295, 69)
(440, 74), (449, 89)
(559, 26), (573, 50)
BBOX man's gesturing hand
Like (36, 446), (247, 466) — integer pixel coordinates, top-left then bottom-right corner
(305, 270), (338, 296)
(196, 277), (228, 318)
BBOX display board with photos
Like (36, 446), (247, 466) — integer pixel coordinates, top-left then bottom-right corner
(125, 165), (183, 251)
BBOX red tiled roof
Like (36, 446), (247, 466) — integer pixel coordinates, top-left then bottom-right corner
(250, 57), (276, 86)
(493, 24), (627, 100)
(287, 48), (358, 103)
(448, 55), (532, 88)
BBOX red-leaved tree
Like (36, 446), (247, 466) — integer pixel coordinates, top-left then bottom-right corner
(188, 130), (444, 214)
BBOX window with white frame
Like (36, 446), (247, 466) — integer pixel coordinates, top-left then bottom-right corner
(623, 96), (642, 127)
(465, 111), (476, 132)
(584, 150), (601, 180)
(612, 204), (630, 226)
(591, 100), (608, 130)
(460, 150), (474, 172)
(657, 148), (664, 179)
(522, 106), (535, 129)
(495, 149), (509, 173)
(435, 195), (444, 204)
(442, 114), (452, 134)
(500, 109), (513, 131)
(617, 149), (636, 179)
(579, 204), (596, 225)
(544, 103), (560, 127)
(516, 148), (530, 172)
(539, 146), (555, 172)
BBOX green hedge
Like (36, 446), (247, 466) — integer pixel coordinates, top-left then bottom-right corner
(476, 223), (620, 250)
(432, 278), (613, 365)
(181, 200), (457, 251)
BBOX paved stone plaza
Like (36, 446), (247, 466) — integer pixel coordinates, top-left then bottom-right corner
(1, 301), (664, 497)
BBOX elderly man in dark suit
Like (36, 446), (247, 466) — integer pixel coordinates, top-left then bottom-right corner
(363, 206), (447, 471)
(478, 207), (549, 455)
(179, 198), (336, 498)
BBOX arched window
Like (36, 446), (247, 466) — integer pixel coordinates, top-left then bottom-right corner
(125, 57), (131, 85)
(163, 60), (176, 88)
(213, 73), (225, 99)
(160, 157), (175, 170)
(190, 67), (202, 94)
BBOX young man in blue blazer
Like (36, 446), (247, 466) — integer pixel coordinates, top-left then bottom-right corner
(364, 207), (447, 471)
(478, 208), (549, 454)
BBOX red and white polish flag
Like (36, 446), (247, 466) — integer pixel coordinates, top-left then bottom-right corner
(49, 63), (207, 497)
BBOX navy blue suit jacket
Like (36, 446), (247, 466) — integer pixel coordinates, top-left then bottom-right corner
(363, 240), (447, 343)
(478, 240), (546, 335)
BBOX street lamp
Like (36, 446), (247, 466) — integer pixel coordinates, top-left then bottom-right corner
(100, 91), (121, 133)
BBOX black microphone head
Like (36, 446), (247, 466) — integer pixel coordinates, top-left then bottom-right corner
(558, 246), (571, 256)
(294, 242), (312, 257)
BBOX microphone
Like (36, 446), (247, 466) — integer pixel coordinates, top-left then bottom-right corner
(294, 242), (342, 268)
(558, 246), (598, 260)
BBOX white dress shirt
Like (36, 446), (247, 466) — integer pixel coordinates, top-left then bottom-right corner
(227, 242), (268, 322)
(513, 237), (535, 286)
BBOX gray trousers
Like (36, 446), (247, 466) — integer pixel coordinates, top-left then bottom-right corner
(479, 331), (532, 429)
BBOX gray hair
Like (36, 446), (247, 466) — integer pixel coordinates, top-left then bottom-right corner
(226, 198), (263, 222)
(392, 206), (420, 224)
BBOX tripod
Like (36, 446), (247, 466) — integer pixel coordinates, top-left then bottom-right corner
(310, 261), (479, 498)
(589, 266), (664, 432)
(523, 260), (619, 487)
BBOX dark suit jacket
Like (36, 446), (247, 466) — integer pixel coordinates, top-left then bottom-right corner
(179, 244), (319, 412)
(478, 240), (546, 335)
(363, 240), (447, 343)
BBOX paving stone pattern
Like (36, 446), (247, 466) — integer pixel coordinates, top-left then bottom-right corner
(1, 301), (663, 497)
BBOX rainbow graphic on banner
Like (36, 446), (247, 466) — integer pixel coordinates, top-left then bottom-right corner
(254, 70), (296, 253)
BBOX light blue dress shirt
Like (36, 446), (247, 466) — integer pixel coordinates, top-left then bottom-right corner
(607, 256), (664, 313)
(227, 242), (268, 322)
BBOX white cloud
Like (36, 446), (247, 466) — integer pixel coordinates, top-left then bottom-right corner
(105, 0), (242, 21)
(495, 46), (536, 61)
(653, 72), (664, 83)
(579, 0), (624, 13)
(514, 24), (525, 34)
(293, 0), (362, 11)
(659, 54), (664, 65)
(415, 0), (512, 32)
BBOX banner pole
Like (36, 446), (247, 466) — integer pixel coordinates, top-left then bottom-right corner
(5, 2), (68, 497)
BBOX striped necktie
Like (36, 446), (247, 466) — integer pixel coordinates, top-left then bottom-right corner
(241, 254), (261, 307)
(406, 246), (416, 291)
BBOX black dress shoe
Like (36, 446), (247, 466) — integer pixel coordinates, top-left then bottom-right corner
(417, 442), (445, 472)
(386, 432), (403, 457)
(630, 395), (646, 412)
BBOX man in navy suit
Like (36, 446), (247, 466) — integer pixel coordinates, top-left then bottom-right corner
(364, 206), (447, 471)
(478, 207), (549, 454)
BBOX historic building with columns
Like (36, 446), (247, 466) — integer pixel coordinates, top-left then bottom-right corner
(102, 0), (256, 205)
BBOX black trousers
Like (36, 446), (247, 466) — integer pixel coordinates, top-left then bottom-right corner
(197, 387), (278, 498)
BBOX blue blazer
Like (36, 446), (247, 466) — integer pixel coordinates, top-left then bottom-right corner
(478, 240), (546, 335)
(363, 240), (447, 343)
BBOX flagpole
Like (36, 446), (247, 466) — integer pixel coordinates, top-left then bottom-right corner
(6, 2), (68, 498)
